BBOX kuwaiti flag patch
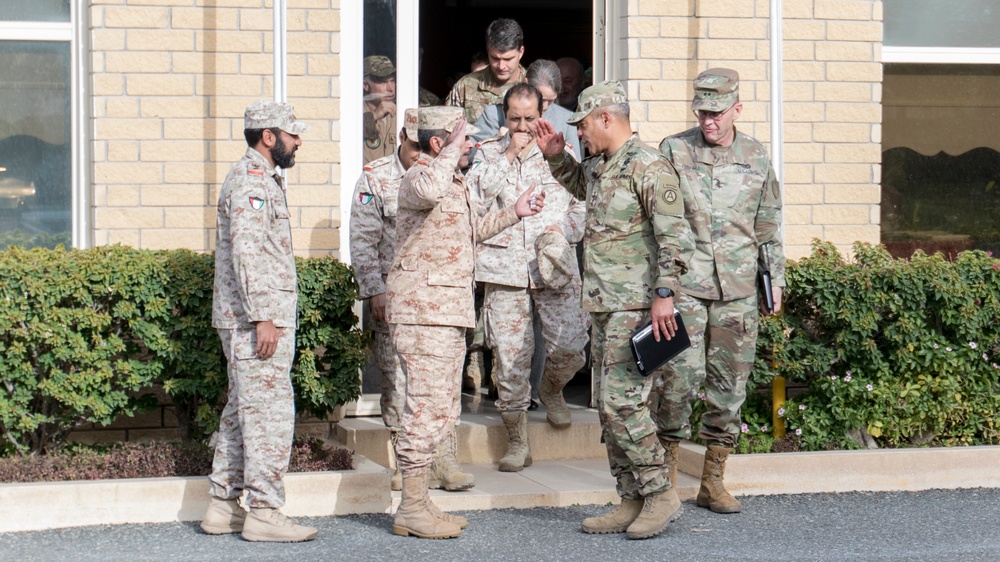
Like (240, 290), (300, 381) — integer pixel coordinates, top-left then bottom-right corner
(359, 193), (374, 205)
(249, 196), (265, 210)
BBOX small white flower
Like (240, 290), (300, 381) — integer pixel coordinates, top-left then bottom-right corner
(984, 353), (989, 361)
(778, 408), (786, 417)
(798, 404), (806, 410)
(970, 342), (977, 349)
(946, 347), (953, 352)
(844, 374), (852, 382)
(866, 384), (874, 391)
(697, 392), (706, 401)
(740, 423), (749, 433)
(846, 370), (853, 376)
(933, 343), (939, 349)
(795, 428), (802, 436)
(760, 425), (768, 432)
(830, 375), (839, 381)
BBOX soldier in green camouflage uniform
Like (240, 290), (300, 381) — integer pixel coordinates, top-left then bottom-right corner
(533, 82), (690, 540)
(363, 56), (397, 165)
(446, 18), (527, 123)
(201, 101), (317, 543)
(652, 68), (786, 515)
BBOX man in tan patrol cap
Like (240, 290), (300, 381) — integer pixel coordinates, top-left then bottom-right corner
(385, 106), (546, 539)
(533, 82), (690, 540)
(202, 101), (317, 543)
(363, 55), (398, 164)
(653, 67), (786, 516)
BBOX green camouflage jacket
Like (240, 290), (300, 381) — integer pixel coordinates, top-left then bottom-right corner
(659, 127), (786, 301)
(546, 135), (688, 313)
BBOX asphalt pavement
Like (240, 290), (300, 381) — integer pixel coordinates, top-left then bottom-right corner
(4, 488), (1000, 561)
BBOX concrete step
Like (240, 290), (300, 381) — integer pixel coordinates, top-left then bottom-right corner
(337, 407), (606, 468)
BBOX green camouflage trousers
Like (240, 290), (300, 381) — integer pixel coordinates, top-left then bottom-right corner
(483, 283), (588, 412)
(592, 310), (669, 500)
(370, 315), (404, 431)
(392, 323), (465, 477)
(650, 294), (759, 449)
(210, 327), (296, 509)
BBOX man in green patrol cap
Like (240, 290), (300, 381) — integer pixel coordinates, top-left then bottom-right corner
(363, 55), (397, 164)
(652, 67), (786, 515)
(532, 81), (691, 540)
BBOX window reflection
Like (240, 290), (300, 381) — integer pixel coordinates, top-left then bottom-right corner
(0, 0), (71, 22)
(0, 41), (71, 249)
(362, 0), (397, 166)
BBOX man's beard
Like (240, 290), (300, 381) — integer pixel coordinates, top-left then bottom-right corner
(270, 134), (297, 169)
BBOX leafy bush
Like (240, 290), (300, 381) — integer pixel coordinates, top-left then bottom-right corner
(741, 241), (1000, 451)
(0, 247), (366, 455)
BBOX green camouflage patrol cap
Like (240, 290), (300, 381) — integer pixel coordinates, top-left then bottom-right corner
(363, 55), (395, 79)
(403, 108), (419, 140)
(691, 68), (740, 112)
(535, 230), (575, 289)
(418, 106), (480, 136)
(567, 80), (628, 125)
(244, 101), (308, 135)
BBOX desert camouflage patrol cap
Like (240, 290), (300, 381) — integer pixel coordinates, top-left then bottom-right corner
(567, 80), (628, 125)
(691, 68), (740, 112)
(244, 101), (308, 135)
(535, 230), (576, 289)
(363, 55), (396, 79)
(403, 108), (419, 140)
(418, 106), (480, 136)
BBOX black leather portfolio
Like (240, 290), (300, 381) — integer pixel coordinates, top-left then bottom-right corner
(629, 311), (692, 376)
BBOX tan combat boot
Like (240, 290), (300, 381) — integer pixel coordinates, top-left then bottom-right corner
(241, 508), (318, 542)
(429, 428), (475, 491)
(392, 473), (463, 539)
(661, 438), (680, 489)
(498, 410), (532, 472)
(625, 489), (682, 540)
(200, 496), (246, 535)
(538, 374), (571, 429)
(696, 444), (742, 513)
(581, 498), (645, 534)
(426, 500), (470, 529)
(389, 430), (402, 492)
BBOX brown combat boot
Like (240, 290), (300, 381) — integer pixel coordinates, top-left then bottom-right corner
(625, 489), (682, 540)
(581, 498), (645, 534)
(389, 430), (402, 492)
(498, 411), (532, 472)
(429, 428), (475, 491)
(538, 374), (571, 428)
(392, 473), (462, 539)
(200, 496), (246, 535)
(426, 500), (469, 529)
(661, 438), (680, 489)
(241, 508), (318, 542)
(696, 444), (742, 513)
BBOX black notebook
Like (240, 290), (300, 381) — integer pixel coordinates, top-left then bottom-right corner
(629, 311), (692, 376)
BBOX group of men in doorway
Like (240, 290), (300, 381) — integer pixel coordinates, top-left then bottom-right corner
(200, 15), (785, 545)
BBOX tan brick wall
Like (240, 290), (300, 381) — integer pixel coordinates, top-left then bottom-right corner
(625, 0), (883, 259)
(90, 0), (341, 257)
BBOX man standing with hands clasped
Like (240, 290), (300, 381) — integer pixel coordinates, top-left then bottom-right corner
(652, 68), (785, 515)
(532, 82), (691, 540)
(201, 101), (317, 543)
(386, 106), (545, 539)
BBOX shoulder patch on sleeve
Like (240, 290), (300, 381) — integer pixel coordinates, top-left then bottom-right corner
(249, 196), (266, 210)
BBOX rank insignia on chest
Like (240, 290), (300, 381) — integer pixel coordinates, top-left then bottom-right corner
(358, 193), (374, 205)
(249, 196), (265, 210)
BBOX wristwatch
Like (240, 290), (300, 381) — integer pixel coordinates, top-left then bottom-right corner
(655, 287), (674, 299)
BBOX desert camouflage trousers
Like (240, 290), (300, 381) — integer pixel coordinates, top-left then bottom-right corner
(369, 315), (405, 431)
(209, 327), (296, 509)
(483, 283), (589, 412)
(650, 294), (759, 449)
(592, 310), (669, 500)
(392, 323), (465, 477)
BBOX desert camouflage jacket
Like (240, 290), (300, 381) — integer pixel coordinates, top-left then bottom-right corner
(467, 133), (585, 289)
(349, 151), (405, 299)
(386, 144), (521, 328)
(546, 135), (688, 313)
(446, 66), (527, 124)
(212, 147), (297, 329)
(659, 127), (786, 301)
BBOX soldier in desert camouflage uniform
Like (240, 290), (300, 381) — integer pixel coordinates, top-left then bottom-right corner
(466, 83), (588, 473)
(386, 106), (545, 539)
(533, 81), (690, 540)
(363, 55), (398, 164)
(201, 101), (317, 543)
(652, 68), (786, 515)
(349, 108), (421, 492)
(446, 18), (527, 124)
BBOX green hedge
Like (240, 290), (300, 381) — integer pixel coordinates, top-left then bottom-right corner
(740, 241), (1000, 451)
(0, 247), (365, 456)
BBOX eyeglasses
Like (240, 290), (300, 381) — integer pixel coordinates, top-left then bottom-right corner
(694, 105), (735, 122)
